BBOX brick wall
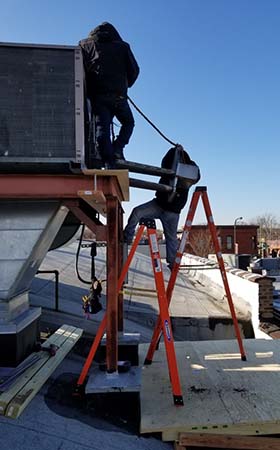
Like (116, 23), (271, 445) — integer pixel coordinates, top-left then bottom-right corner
(225, 267), (274, 321)
(255, 277), (274, 320)
(186, 225), (258, 255)
(182, 253), (274, 336)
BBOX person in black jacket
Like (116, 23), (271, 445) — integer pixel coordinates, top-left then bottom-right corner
(79, 22), (139, 168)
(124, 146), (200, 269)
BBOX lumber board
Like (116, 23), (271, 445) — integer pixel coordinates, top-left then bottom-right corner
(0, 324), (75, 414)
(164, 422), (280, 442)
(82, 168), (129, 201)
(178, 432), (280, 449)
(5, 326), (83, 419)
(0, 324), (82, 418)
(140, 339), (280, 441)
(78, 190), (106, 216)
(0, 353), (41, 391)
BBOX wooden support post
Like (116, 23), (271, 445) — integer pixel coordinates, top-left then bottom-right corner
(106, 195), (119, 372)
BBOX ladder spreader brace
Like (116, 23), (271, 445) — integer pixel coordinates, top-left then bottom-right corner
(76, 217), (184, 406)
(145, 186), (247, 365)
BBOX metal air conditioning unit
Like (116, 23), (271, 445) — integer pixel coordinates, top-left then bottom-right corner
(0, 42), (87, 173)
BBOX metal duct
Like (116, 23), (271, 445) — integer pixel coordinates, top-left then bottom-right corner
(0, 200), (68, 301)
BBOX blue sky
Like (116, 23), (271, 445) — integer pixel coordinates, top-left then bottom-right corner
(2, 0), (280, 227)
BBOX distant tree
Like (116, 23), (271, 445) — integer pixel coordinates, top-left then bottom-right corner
(156, 229), (163, 241)
(188, 228), (215, 258)
(249, 213), (280, 241)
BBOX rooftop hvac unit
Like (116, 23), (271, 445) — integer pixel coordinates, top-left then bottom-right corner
(0, 42), (87, 173)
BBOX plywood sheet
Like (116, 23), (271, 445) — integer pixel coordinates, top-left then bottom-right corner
(140, 339), (280, 441)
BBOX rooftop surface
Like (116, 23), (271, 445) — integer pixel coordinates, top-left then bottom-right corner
(0, 241), (251, 449)
(30, 242), (242, 340)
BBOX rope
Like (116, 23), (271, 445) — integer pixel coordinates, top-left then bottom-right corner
(127, 95), (177, 146)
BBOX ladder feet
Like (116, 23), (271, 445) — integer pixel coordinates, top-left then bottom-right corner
(241, 355), (247, 361)
(144, 358), (152, 365)
(173, 395), (184, 406)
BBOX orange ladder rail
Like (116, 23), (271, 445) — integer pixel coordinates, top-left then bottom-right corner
(145, 186), (246, 364)
(77, 220), (184, 405)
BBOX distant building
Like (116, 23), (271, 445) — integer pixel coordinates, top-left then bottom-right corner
(179, 225), (259, 258)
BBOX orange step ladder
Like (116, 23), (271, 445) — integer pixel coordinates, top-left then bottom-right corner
(145, 186), (247, 365)
(76, 218), (184, 406)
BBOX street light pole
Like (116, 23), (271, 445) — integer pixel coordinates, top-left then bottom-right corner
(234, 216), (243, 267)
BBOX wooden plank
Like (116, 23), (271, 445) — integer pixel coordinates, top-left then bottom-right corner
(5, 326), (83, 419)
(64, 200), (107, 241)
(162, 422), (280, 442)
(78, 190), (107, 216)
(140, 340), (280, 441)
(0, 324), (76, 415)
(82, 169), (129, 201)
(0, 354), (41, 391)
(178, 432), (280, 449)
(0, 325), (82, 418)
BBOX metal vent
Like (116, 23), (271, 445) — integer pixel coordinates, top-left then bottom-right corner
(0, 43), (83, 165)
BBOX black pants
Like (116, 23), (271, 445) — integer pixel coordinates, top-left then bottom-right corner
(91, 95), (134, 165)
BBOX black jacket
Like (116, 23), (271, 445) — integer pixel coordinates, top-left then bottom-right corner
(155, 147), (200, 213)
(79, 22), (139, 99)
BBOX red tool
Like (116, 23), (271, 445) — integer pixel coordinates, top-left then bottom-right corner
(35, 342), (58, 357)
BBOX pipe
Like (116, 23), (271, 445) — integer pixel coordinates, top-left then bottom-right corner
(129, 177), (172, 192)
(116, 159), (174, 177)
(36, 270), (59, 311)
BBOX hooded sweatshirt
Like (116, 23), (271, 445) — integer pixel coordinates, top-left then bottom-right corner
(79, 22), (139, 98)
(155, 147), (201, 213)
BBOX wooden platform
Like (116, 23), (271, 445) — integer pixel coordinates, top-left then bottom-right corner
(0, 324), (83, 418)
(140, 339), (280, 441)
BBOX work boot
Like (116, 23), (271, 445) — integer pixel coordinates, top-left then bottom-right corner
(104, 158), (117, 170)
(115, 149), (126, 161)
(113, 140), (126, 161)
